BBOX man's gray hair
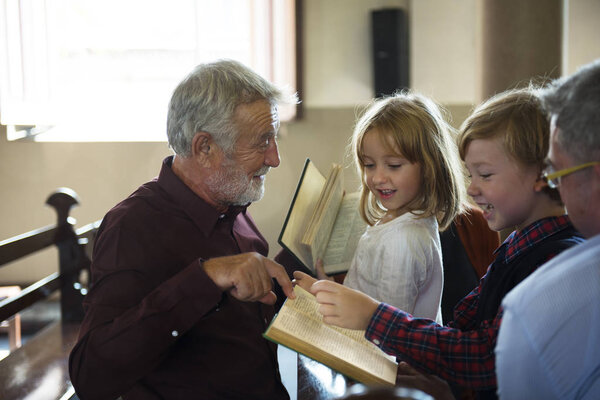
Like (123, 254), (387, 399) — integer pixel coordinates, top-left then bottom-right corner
(539, 58), (600, 162)
(167, 59), (298, 156)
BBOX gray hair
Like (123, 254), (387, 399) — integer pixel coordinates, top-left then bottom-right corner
(167, 59), (298, 156)
(539, 58), (600, 163)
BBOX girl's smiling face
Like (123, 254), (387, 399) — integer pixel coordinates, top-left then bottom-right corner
(464, 136), (542, 232)
(361, 128), (422, 221)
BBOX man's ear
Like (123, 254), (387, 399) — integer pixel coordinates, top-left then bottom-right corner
(593, 163), (600, 178)
(191, 132), (213, 164)
(534, 176), (548, 192)
(592, 163), (600, 192)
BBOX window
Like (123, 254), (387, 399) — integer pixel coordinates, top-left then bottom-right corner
(0, 0), (298, 142)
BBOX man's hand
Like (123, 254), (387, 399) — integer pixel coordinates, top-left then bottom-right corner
(203, 252), (294, 305)
(294, 271), (380, 330)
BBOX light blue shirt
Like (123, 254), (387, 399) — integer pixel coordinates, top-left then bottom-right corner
(495, 234), (600, 399)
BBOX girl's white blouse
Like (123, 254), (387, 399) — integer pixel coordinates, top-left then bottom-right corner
(343, 212), (443, 324)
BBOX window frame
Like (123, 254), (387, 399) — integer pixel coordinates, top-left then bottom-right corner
(0, 0), (303, 142)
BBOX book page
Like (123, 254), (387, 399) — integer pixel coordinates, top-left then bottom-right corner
(282, 285), (368, 343)
(322, 192), (367, 274)
(301, 165), (345, 266)
(266, 286), (397, 385)
(303, 164), (340, 237)
(278, 160), (326, 272)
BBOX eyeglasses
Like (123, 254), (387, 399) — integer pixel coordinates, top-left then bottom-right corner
(543, 161), (600, 188)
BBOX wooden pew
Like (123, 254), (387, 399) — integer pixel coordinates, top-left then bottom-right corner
(0, 188), (100, 400)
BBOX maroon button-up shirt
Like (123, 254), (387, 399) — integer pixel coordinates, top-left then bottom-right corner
(69, 156), (290, 400)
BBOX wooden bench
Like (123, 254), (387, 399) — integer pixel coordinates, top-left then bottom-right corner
(0, 188), (100, 400)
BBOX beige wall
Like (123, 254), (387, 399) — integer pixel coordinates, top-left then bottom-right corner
(1, 0), (599, 284)
(565, 0), (600, 74)
(303, 0), (477, 107)
(0, 132), (173, 282)
(303, 0), (409, 107)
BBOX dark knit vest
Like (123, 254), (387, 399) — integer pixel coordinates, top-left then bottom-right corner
(475, 224), (584, 400)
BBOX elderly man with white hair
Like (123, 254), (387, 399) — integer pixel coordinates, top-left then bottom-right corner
(69, 60), (298, 400)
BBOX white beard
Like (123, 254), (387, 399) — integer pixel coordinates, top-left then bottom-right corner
(206, 158), (269, 206)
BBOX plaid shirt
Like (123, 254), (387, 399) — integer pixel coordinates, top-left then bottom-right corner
(365, 215), (575, 390)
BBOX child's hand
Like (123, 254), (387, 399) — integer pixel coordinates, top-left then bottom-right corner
(293, 271), (318, 292)
(310, 280), (380, 330)
(315, 258), (334, 281)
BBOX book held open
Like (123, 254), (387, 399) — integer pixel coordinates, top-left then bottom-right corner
(264, 285), (398, 386)
(278, 159), (367, 275)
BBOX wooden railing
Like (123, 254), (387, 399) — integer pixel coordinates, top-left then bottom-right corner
(0, 188), (100, 400)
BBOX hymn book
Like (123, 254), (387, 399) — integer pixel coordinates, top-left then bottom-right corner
(263, 285), (398, 386)
(277, 159), (366, 275)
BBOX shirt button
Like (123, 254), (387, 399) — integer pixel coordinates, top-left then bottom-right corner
(219, 214), (226, 219)
(171, 330), (179, 337)
(373, 339), (380, 345)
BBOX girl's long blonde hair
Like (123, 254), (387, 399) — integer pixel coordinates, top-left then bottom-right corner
(352, 91), (466, 229)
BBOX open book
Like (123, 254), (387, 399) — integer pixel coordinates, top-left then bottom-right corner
(278, 159), (367, 275)
(264, 285), (398, 386)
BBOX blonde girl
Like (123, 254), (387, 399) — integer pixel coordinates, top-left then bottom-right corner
(335, 91), (465, 323)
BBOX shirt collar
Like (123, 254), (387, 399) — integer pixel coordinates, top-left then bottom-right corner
(496, 215), (573, 264)
(156, 156), (248, 236)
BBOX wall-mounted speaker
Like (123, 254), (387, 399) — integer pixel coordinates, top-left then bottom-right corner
(371, 8), (409, 97)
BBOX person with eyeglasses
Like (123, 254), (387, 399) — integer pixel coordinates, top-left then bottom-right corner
(294, 87), (584, 400)
(496, 58), (600, 400)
